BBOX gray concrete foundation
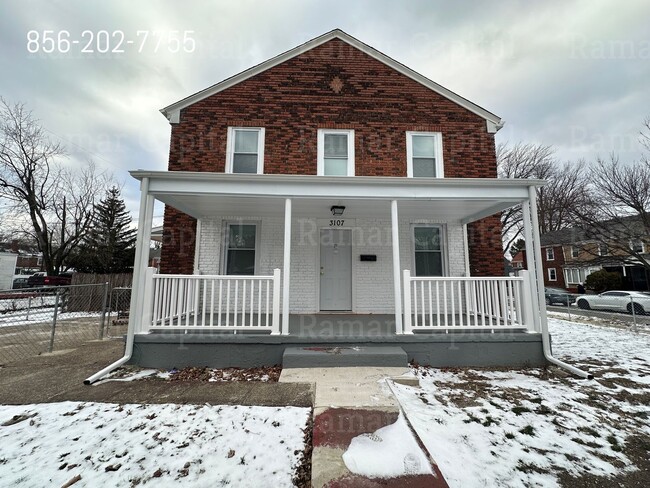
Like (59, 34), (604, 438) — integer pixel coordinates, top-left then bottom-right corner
(130, 314), (546, 369)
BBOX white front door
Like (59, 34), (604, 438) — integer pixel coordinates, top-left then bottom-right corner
(320, 229), (352, 311)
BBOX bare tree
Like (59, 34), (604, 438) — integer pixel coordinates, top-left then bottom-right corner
(497, 142), (589, 252)
(0, 98), (110, 275)
(574, 156), (650, 272)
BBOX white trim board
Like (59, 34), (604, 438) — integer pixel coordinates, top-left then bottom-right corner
(160, 29), (503, 131)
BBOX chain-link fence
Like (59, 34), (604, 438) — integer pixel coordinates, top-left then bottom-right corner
(106, 287), (131, 338)
(0, 283), (116, 365)
(546, 290), (648, 330)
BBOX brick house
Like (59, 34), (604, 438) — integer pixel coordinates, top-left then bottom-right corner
(540, 228), (650, 292)
(89, 30), (565, 380)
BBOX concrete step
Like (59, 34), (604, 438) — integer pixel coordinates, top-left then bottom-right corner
(282, 346), (408, 368)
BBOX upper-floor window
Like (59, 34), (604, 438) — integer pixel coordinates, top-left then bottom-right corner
(598, 243), (609, 256)
(571, 246), (579, 259)
(226, 127), (265, 174)
(317, 129), (355, 176)
(406, 132), (444, 178)
(548, 268), (557, 281)
(630, 239), (645, 253)
(546, 248), (555, 261)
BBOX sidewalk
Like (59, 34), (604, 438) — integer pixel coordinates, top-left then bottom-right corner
(280, 367), (448, 487)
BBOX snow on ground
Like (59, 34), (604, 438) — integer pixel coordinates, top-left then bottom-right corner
(342, 412), (432, 477)
(0, 402), (310, 487)
(393, 317), (650, 488)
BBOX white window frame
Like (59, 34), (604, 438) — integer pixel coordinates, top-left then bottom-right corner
(548, 268), (557, 281)
(406, 131), (444, 178)
(546, 248), (555, 261)
(571, 246), (579, 259)
(630, 239), (645, 253)
(225, 127), (265, 174)
(598, 243), (609, 256)
(410, 224), (447, 277)
(317, 129), (355, 176)
(221, 221), (261, 275)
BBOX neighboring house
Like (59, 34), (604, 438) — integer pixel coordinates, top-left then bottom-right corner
(511, 251), (525, 271)
(0, 252), (18, 290)
(540, 227), (650, 292)
(118, 30), (553, 371)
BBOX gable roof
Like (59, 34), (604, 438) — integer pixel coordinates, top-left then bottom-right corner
(160, 29), (503, 131)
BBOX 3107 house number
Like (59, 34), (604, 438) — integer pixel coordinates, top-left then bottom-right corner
(329, 219), (345, 227)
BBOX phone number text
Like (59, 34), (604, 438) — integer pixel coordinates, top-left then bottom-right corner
(26, 30), (196, 54)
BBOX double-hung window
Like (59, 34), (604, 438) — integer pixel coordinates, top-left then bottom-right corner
(546, 248), (555, 261)
(631, 239), (645, 253)
(548, 268), (557, 281)
(226, 127), (265, 174)
(317, 129), (355, 176)
(406, 132), (444, 178)
(571, 246), (579, 258)
(413, 225), (444, 276)
(224, 223), (258, 275)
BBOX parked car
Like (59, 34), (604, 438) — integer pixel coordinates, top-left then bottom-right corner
(544, 287), (575, 306)
(27, 272), (72, 288)
(575, 290), (650, 315)
(11, 277), (31, 289)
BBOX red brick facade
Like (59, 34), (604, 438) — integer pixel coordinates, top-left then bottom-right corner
(160, 38), (503, 275)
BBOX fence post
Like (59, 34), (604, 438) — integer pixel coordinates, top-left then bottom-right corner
(630, 295), (638, 332)
(403, 270), (413, 334)
(272, 268), (281, 335)
(99, 282), (109, 339)
(566, 293), (571, 321)
(26, 296), (32, 321)
(48, 289), (60, 353)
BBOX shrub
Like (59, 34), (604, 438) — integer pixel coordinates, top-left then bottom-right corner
(584, 270), (622, 292)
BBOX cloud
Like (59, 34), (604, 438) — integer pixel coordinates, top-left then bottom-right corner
(1, 0), (648, 218)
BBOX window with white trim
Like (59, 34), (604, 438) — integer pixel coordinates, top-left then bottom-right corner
(226, 127), (265, 174)
(412, 225), (444, 276)
(223, 223), (258, 275)
(317, 129), (355, 176)
(406, 132), (444, 178)
(546, 248), (555, 261)
(598, 243), (609, 256)
(630, 239), (645, 253)
(548, 268), (557, 281)
(571, 246), (579, 259)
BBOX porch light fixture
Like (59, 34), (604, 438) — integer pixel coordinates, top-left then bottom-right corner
(330, 205), (345, 216)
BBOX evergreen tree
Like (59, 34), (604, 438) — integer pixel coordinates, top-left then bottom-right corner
(70, 187), (137, 273)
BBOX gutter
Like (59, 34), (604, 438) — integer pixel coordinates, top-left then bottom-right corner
(528, 186), (592, 379)
(85, 177), (152, 384)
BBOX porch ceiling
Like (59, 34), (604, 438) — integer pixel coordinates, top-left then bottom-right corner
(131, 171), (545, 224)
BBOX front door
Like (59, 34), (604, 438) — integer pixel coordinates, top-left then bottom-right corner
(320, 229), (352, 311)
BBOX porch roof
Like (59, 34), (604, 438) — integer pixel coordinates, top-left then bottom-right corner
(131, 171), (545, 224)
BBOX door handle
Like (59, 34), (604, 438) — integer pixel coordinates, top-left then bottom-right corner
(320, 266), (324, 276)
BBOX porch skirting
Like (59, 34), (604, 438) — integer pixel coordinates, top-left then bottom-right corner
(130, 314), (546, 369)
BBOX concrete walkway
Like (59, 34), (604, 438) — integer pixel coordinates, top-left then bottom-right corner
(280, 367), (448, 487)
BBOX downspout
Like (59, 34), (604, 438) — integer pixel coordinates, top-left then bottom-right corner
(527, 186), (592, 379)
(84, 177), (153, 384)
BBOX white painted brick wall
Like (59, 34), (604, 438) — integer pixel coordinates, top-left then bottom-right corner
(197, 216), (467, 314)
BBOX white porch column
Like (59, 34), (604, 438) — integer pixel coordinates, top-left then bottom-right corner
(281, 198), (292, 335)
(193, 218), (202, 274)
(130, 178), (155, 335)
(528, 186), (551, 336)
(391, 200), (403, 334)
(521, 199), (541, 332)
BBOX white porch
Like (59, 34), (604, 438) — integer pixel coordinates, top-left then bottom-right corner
(128, 172), (548, 339)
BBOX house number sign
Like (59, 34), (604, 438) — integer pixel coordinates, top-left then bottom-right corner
(329, 219), (345, 227)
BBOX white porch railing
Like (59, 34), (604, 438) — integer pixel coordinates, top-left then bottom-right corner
(402, 270), (533, 333)
(146, 269), (281, 334)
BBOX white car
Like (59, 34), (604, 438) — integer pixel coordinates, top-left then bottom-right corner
(575, 290), (650, 315)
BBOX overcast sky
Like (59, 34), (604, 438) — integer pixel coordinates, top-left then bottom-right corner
(2, 0), (649, 223)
